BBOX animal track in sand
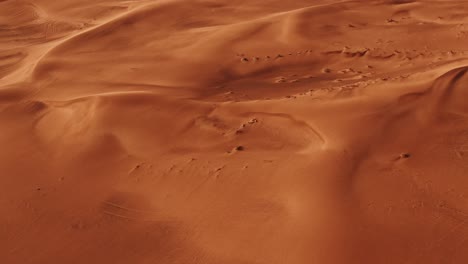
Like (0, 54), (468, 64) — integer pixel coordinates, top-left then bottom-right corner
(235, 117), (259, 134)
(234, 45), (468, 93)
(127, 162), (156, 182)
(235, 49), (314, 64)
(272, 74), (316, 84)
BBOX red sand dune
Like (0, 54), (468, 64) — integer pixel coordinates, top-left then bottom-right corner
(2, 0), (468, 263)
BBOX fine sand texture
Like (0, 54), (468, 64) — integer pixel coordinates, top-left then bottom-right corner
(2, 0), (468, 263)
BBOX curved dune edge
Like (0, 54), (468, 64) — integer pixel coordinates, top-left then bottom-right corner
(2, 1), (468, 263)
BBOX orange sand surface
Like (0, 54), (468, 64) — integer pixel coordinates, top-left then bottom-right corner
(2, 0), (468, 263)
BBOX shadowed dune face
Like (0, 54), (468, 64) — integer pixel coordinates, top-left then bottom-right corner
(429, 67), (468, 114)
(2, 0), (468, 264)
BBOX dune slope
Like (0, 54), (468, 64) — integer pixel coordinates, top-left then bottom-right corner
(2, 0), (468, 263)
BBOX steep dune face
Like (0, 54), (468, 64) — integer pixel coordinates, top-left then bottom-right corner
(2, 0), (468, 263)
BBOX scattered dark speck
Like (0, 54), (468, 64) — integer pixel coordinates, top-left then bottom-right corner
(400, 153), (411, 159)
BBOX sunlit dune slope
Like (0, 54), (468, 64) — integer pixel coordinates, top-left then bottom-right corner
(2, 0), (468, 263)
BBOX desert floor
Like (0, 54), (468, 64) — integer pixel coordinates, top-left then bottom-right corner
(2, 0), (468, 263)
